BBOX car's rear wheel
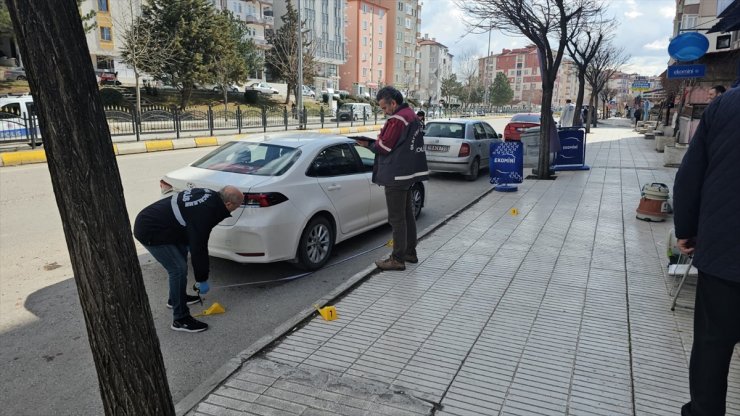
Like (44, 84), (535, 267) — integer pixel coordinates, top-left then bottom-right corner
(297, 216), (334, 270)
(411, 183), (424, 219)
(464, 157), (480, 181)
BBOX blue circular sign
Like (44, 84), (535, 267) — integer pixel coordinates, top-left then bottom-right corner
(668, 32), (709, 61)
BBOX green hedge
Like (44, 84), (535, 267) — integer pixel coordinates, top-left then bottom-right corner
(99, 88), (124, 106)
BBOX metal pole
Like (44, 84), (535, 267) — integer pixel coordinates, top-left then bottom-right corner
(296, 0), (304, 130)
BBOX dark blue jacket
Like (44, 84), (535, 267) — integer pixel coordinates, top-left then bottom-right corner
(134, 188), (231, 282)
(369, 103), (429, 187)
(673, 88), (740, 282)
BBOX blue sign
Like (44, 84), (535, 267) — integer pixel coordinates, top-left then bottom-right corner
(489, 141), (523, 190)
(553, 128), (590, 171)
(667, 64), (706, 79)
(668, 32), (709, 61)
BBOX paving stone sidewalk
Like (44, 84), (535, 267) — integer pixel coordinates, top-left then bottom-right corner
(188, 121), (740, 416)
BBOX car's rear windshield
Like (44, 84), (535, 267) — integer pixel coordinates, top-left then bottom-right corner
(192, 142), (300, 176)
(425, 122), (466, 139)
(510, 114), (540, 123)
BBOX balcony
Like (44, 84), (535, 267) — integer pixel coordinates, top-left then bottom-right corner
(244, 14), (258, 24)
(264, 16), (274, 26)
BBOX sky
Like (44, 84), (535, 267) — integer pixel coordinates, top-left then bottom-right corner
(420, 0), (677, 77)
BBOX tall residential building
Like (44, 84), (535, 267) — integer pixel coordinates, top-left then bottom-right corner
(80, 0), (140, 81)
(387, 0), (422, 99)
(418, 35), (452, 105)
(491, 45), (542, 105)
(552, 59), (580, 107)
(212, 0), (275, 79)
(274, 0), (347, 91)
(478, 54), (498, 88)
(340, 0), (389, 97)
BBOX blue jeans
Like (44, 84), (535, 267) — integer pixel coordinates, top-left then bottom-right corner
(144, 244), (190, 320)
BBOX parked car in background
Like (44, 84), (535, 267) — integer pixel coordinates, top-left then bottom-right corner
(247, 82), (279, 95)
(503, 113), (541, 141)
(158, 133), (425, 270)
(424, 119), (502, 181)
(0, 94), (41, 145)
(3, 67), (26, 81)
(207, 83), (245, 93)
(302, 85), (316, 99)
(337, 103), (372, 121)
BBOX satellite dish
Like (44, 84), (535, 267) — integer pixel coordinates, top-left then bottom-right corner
(668, 32), (709, 61)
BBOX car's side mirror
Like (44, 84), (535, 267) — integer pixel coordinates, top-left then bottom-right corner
(498, 133), (503, 138)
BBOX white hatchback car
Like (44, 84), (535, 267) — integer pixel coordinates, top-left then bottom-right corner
(159, 133), (425, 270)
(424, 119), (503, 181)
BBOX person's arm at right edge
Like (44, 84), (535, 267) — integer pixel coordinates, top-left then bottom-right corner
(673, 104), (713, 253)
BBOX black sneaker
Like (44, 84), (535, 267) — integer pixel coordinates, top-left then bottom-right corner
(171, 316), (208, 333)
(167, 294), (201, 309)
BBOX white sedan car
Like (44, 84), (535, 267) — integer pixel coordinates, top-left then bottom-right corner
(159, 133), (425, 270)
(247, 82), (279, 95)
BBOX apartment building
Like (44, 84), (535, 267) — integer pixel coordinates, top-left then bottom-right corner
(478, 54), (497, 88)
(274, 0), (346, 92)
(79, 0), (140, 82)
(339, 0), (389, 97)
(214, 0), (275, 50)
(387, 0), (422, 99)
(489, 45), (542, 105)
(417, 35), (452, 105)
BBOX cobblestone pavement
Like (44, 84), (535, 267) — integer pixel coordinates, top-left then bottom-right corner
(187, 121), (740, 416)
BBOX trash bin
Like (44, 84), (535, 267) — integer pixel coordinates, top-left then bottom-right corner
(520, 127), (540, 168)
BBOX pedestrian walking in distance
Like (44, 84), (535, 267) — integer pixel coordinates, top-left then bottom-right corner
(134, 186), (244, 333)
(674, 85), (740, 416)
(355, 86), (429, 271)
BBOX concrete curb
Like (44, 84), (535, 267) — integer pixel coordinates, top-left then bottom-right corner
(0, 126), (385, 167)
(174, 185), (496, 416)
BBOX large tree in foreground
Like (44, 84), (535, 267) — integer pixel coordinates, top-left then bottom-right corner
(5, 0), (174, 414)
(457, 0), (600, 178)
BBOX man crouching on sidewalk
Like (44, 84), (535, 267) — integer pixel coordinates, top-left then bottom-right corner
(355, 87), (429, 271)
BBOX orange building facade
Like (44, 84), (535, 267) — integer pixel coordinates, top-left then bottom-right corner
(340, 0), (389, 97)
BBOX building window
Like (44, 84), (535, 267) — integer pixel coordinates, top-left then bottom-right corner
(379, 24), (383, 33)
(681, 14), (698, 31)
(363, 68), (368, 77)
(363, 21), (367, 30)
(405, 17), (412, 29)
(398, 2), (404, 11)
(100, 26), (112, 41)
(378, 55), (382, 63)
(362, 37), (367, 46)
(379, 9), (385, 18)
(98, 0), (109, 12)
(378, 40), (383, 49)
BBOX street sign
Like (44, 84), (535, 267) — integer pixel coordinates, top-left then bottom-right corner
(667, 64), (706, 79)
(631, 81), (651, 92)
(553, 127), (590, 171)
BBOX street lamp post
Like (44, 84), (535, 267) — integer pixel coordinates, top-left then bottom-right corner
(297, 0), (304, 129)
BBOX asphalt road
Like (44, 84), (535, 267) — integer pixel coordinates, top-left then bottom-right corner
(0, 118), (511, 415)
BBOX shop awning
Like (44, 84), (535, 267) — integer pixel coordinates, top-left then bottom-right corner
(708, 0), (740, 33)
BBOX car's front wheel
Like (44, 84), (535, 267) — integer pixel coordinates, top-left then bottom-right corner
(464, 157), (480, 181)
(297, 216), (334, 270)
(411, 183), (424, 219)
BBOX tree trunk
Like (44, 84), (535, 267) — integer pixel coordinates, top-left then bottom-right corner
(135, 71), (141, 139)
(574, 72), (586, 126)
(5, 1), (175, 414)
(536, 85), (554, 180)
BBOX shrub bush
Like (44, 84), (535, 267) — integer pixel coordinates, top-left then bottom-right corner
(243, 90), (260, 104)
(99, 88), (125, 106)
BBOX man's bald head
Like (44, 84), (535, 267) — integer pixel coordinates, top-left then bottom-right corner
(219, 186), (244, 212)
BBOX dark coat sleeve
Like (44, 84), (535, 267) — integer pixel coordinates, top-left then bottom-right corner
(673, 106), (710, 240)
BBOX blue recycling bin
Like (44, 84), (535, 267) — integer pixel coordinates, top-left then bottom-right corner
(553, 127), (590, 171)
(489, 141), (523, 192)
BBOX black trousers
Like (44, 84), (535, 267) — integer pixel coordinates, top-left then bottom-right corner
(683, 271), (740, 416)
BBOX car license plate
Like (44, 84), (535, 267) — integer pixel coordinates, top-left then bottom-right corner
(427, 144), (448, 151)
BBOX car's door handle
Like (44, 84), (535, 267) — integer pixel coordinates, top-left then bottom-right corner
(327, 184), (341, 191)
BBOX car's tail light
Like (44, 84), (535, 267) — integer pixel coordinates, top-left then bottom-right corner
(458, 143), (470, 157)
(160, 179), (173, 194)
(243, 192), (289, 207)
